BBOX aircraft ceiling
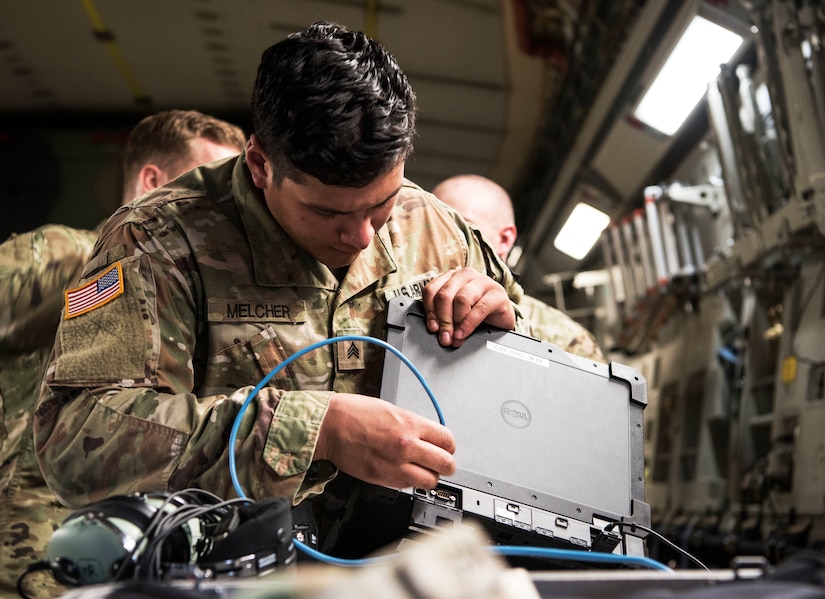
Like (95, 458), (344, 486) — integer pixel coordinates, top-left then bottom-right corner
(0, 0), (754, 284)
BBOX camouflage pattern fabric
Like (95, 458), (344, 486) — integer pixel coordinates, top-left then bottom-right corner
(519, 294), (607, 363)
(34, 155), (525, 513)
(1, 224), (98, 598)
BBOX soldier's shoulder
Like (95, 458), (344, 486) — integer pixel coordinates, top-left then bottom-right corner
(42, 224), (99, 248)
(1, 224), (97, 263)
(394, 179), (463, 229)
(520, 294), (606, 362)
(5, 223), (96, 245)
(520, 294), (572, 323)
(396, 179), (434, 207)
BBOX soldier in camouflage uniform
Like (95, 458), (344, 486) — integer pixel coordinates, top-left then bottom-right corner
(34, 22), (527, 557)
(432, 174), (606, 362)
(1, 110), (244, 598)
(0, 226), (97, 599)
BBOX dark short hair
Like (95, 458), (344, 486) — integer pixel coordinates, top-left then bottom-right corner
(122, 109), (246, 198)
(251, 21), (417, 187)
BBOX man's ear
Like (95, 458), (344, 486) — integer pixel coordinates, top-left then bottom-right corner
(245, 134), (270, 189)
(497, 224), (518, 260)
(135, 164), (165, 196)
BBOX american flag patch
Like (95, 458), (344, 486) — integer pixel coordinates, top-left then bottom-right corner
(65, 262), (124, 319)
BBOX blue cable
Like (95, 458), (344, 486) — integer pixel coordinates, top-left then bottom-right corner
(227, 334), (672, 572)
(494, 545), (672, 572)
(228, 334), (442, 567)
(228, 334), (444, 499)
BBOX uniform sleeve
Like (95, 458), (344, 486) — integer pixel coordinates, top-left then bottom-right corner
(34, 220), (335, 508)
(0, 226), (97, 352)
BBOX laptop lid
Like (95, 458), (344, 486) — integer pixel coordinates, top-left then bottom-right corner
(379, 297), (649, 529)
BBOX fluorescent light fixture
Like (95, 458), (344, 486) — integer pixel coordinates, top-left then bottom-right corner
(634, 15), (744, 136)
(553, 202), (611, 260)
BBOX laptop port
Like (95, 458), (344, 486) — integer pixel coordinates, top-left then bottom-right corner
(416, 485), (461, 509)
(430, 487), (457, 505)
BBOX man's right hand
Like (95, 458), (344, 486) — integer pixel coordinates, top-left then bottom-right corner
(315, 393), (456, 489)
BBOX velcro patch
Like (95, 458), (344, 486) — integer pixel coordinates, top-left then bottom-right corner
(335, 329), (366, 371)
(65, 262), (124, 319)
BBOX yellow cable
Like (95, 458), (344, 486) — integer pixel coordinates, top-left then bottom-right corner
(80, 0), (148, 102)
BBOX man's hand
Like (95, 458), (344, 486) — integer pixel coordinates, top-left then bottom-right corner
(315, 393), (456, 489)
(422, 267), (516, 347)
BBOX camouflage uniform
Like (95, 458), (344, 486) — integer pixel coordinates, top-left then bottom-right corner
(1, 224), (98, 598)
(519, 294), (606, 363)
(34, 155), (525, 513)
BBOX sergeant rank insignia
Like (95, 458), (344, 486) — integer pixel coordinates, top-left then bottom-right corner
(335, 332), (366, 371)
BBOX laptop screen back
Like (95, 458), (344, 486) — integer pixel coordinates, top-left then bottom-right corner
(379, 297), (648, 524)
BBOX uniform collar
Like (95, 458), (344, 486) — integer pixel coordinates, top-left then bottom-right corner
(232, 156), (397, 295)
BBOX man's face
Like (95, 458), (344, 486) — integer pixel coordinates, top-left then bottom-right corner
(258, 160), (404, 269)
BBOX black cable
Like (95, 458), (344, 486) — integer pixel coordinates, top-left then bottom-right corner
(110, 489), (241, 582)
(604, 521), (711, 571)
(41, 488), (279, 589)
(16, 559), (51, 599)
(132, 490), (252, 581)
(137, 494), (202, 578)
(110, 492), (172, 583)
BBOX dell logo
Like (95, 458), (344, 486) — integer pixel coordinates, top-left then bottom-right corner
(500, 400), (531, 429)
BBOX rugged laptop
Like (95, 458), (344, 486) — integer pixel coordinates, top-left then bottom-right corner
(378, 296), (650, 559)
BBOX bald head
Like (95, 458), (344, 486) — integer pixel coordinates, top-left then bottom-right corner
(432, 174), (517, 259)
